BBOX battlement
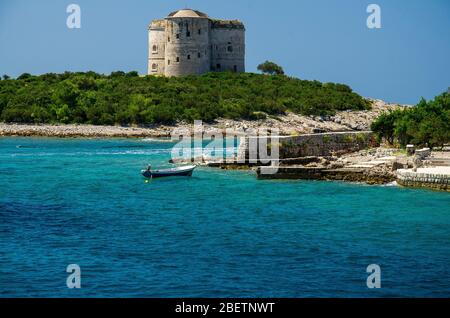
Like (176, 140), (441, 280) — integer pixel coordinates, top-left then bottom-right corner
(211, 19), (245, 30)
(149, 18), (245, 30)
(149, 19), (165, 30)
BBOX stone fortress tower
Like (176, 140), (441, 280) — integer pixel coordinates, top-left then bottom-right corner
(148, 9), (245, 76)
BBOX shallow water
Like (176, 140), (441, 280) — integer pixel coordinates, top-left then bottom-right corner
(0, 137), (449, 297)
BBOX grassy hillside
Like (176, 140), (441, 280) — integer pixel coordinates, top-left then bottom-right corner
(0, 71), (370, 125)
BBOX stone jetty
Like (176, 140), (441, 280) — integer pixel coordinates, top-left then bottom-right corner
(397, 167), (450, 191)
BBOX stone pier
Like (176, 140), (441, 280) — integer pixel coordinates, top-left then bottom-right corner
(396, 167), (450, 191)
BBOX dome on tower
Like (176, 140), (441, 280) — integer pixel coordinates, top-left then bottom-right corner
(167, 9), (208, 18)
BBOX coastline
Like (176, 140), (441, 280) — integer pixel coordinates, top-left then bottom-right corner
(0, 99), (407, 139)
(5, 100), (444, 190)
(0, 123), (172, 138)
(2, 123), (448, 191)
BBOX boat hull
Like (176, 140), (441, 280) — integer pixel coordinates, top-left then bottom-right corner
(142, 166), (196, 179)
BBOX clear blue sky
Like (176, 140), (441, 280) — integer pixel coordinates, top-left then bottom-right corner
(0, 0), (449, 104)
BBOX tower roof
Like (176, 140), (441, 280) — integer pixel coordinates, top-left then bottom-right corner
(167, 9), (208, 19)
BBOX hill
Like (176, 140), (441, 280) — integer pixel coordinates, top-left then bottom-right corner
(0, 72), (370, 126)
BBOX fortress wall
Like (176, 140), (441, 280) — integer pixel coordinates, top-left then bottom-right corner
(164, 18), (211, 76)
(210, 27), (245, 72)
(277, 131), (374, 158)
(237, 132), (375, 162)
(148, 12), (245, 76)
(148, 20), (166, 75)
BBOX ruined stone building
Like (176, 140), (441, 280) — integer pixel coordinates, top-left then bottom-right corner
(148, 9), (245, 76)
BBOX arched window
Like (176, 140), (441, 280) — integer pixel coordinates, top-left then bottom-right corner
(152, 45), (158, 53)
(187, 55), (191, 60)
(227, 46), (233, 52)
(151, 63), (158, 72)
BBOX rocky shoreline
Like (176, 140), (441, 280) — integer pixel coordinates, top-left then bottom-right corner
(202, 148), (449, 189)
(5, 99), (441, 190)
(0, 99), (407, 138)
(196, 148), (402, 185)
(0, 123), (172, 138)
(256, 148), (402, 185)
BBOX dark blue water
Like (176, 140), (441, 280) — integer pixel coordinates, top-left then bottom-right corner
(0, 137), (449, 297)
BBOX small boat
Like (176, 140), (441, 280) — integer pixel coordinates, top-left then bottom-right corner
(141, 165), (196, 179)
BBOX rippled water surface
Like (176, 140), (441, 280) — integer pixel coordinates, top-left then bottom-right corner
(0, 137), (449, 297)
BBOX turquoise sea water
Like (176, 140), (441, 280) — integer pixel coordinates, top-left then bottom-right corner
(0, 137), (449, 298)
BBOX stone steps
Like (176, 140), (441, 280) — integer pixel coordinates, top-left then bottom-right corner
(347, 164), (378, 168)
(346, 156), (397, 169)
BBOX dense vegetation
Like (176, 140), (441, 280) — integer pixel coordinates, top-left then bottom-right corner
(0, 71), (370, 125)
(371, 91), (449, 148)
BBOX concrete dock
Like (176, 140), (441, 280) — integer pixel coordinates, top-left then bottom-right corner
(397, 167), (450, 191)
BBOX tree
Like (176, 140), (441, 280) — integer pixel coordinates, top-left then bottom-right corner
(126, 71), (139, 78)
(2, 75), (10, 80)
(110, 71), (126, 78)
(18, 73), (33, 80)
(0, 71), (369, 125)
(371, 110), (402, 144)
(372, 92), (449, 147)
(257, 61), (285, 75)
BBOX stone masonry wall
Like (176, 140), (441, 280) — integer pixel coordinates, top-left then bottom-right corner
(237, 131), (375, 162)
(210, 27), (245, 73)
(148, 12), (245, 76)
(148, 20), (166, 75)
(396, 170), (449, 191)
(164, 17), (211, 76)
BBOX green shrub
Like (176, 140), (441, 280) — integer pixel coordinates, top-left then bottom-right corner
(323, 135), (332, 143)
(342, 135), (355, 143)
(371, 92), (449, 148)
(0, 71), (370, 125)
